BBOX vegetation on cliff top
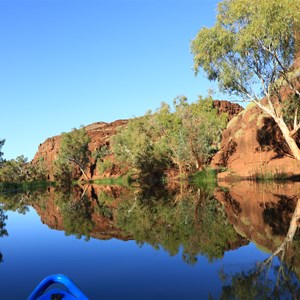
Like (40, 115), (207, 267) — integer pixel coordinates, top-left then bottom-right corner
(111, 96), (227, 181)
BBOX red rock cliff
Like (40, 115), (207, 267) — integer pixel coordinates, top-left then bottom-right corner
(32, 120), (128, 180)
(32, 101), (242, 181)
(212, 99), (300, 179)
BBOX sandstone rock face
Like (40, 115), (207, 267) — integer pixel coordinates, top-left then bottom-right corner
(32, 101), (242, 181)
(212, 102), (300, 179)
(213, 100), (244, 121)
(32, 120), (128, 180)
(212, 52), (300, 180)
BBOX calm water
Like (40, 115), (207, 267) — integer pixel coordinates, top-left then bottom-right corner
(0, 182), (300, 299)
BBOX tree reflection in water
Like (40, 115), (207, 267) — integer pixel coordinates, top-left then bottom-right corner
(54, 185), (94, 241)
(0, 184), (247, 264)
(218, 198), (300, 300)
(115, 184), (245, 264)
(0, 207), (8, 263)
(2, 181), (300, 299)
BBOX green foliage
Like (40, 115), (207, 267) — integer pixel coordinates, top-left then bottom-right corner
(0, 183), (242, 265)
(189, 168), (218, 192)
(219, 260), (300, 300)
(97, 159), (113, 175)
(0, 181), (51, 193)
(0, 208), (7, 263)
(0, 151), (48, 183)
(0, 186), (49, 214)
(91, 174), (133, 186)
(0, 155), (29, 182)
(54, 126), (91, 183)
(54, 188), (94, 241)
(191, 0), (300, 160)
(191, 0), (300, 99)
(111, 113), (170, 180)
(112, 96), (226, 178)
(54, 158), (72, 185)
(0, 208), (8, 238)
(0, 139), (5, 166)
(28, 157), (48, 181)
(95, 191), (114, 219)
(180, 96), (227, 170)
(115, 186), (241, 263)
(92, 144), (110, 161)
(250, 170), (289, 182)
(282, 94), (300, 129)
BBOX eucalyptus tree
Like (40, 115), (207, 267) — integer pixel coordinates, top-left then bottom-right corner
(112, 96), (226, 177)
(54, 126), (91, 182)
(0, 139), (5, 165)
(179, 96), (227, 171)
(191, 0), (300, 159)
(0, 155), (30, 182)
(111, 114), (169, 179)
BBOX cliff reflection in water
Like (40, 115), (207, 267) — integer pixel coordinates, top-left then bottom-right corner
(1, 181), (300, 298)
(25, 184), (246, 264)
(0, 184), (247, 263)
(215, 182), (300, 299)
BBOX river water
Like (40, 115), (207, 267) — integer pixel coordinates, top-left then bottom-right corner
(0, 182), (299, 299)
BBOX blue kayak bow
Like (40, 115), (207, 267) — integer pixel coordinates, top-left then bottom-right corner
(27, 274), (88, 300)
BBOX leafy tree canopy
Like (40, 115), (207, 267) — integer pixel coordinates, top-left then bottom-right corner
(54, 126), (91, 183)
(112, 96), (227, 178)
(0, 139), (5, 165)
(191, 0), (300, 160)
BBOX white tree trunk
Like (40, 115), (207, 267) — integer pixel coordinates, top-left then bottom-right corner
(275, 118), (300, 161)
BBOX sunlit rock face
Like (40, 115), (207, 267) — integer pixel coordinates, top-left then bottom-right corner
(211, 101), (300, 178)
(212, 47), (300, 180)
(31, 101), (242, 181)
(32, 120), (128, 181)
(212, 100), (243, 121)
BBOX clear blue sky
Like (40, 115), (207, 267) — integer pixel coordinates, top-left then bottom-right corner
(0, 0), (226, 160)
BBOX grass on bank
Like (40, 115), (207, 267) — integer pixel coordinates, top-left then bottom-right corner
(0, 181), (53, 193)
(249, 170), (299, 182)
(189, 168), (218, 187)
(82, 174), (134, 187)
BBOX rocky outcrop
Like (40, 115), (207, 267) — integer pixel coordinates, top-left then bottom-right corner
(212, 102), (300, 179)
(32, 101), (242, 181)
(213, 100), (244, 121)
(32, 119), (128, 180)
(212, 53), (300, 180)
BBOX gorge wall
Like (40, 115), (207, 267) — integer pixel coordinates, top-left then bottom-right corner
(212, 49), (300, 179)
(32, 100), (243, 181)
(32, 119), (128, 180)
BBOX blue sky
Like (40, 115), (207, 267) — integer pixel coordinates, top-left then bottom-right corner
(0, 0), (225, 160)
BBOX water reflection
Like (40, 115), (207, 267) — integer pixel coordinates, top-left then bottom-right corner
(115, 186), (246, 264)
(215, 182), (300, 299)
(0, 181), (300, 298)
(0, 207), (8, 263)
(0, 184), (246, 265)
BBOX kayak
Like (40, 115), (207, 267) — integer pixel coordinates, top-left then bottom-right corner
(27, 274), (89, 300)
